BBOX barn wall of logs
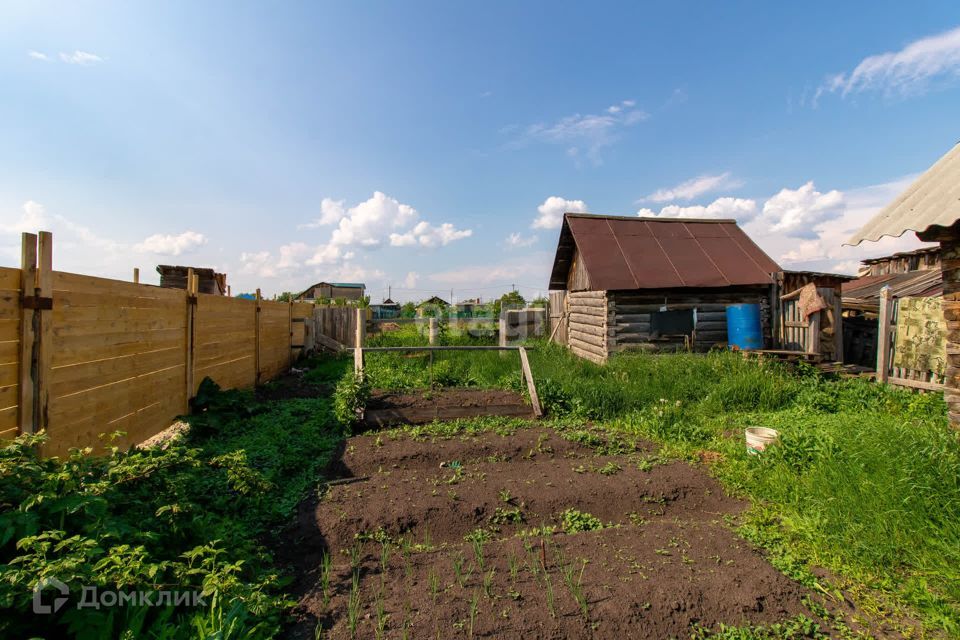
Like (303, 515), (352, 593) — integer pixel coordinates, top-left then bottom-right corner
(606, 287), (772, 354)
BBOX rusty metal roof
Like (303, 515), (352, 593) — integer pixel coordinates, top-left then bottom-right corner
(848, 142), (960, 245)
(549, 214), (781, 290)
(842, 269), (942, 302)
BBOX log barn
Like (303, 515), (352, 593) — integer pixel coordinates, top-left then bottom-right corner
(547, 214), (782, 364)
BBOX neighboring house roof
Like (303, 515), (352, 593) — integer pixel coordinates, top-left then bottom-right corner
(379, 298), (398, 305)
(296, 281), (366, 299)
(842, 270), (943, 310)
(549, 214), (781, 290)
(418, 296), (449, 306)
(860, 246), (940, 265)
(848, 142), (960, 244)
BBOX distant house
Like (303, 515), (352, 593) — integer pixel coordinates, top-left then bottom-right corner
(295, 282), (366, 303)
(416, 296), (449, 317)
(156, 265), (227, 295)
(454, 298), (486, 318)
(370, 298), (401, 320)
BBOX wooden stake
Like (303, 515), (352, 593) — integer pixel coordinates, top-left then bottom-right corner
(518, 347), (543, 417)
(18, 233), (37, 434)
(133, 267), (140, 284)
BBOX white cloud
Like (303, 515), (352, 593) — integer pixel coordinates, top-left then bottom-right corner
(2, 200), (50, 233)
(59, 50), (103, 65)
(389, 221), (472, 248)
(403, 271), (419, 288)
(328, 191), (418, 248)
(513, 100), (648, 164)
(744, 175), (935, 273)
(300, 198), (345, 229)
(641, 172), (742, 203)
(815, 25), (960, 102)
(504, 232), (538, 249)
(532, 196), (589, 229)
(638, 197), (758, 221)
(27, 50), (49, 61)
(134, 231), (206, 256)
(758, 182), (844, 238)
(306, 243), (353, 266)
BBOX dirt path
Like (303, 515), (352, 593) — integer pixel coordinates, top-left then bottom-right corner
(280, 427), (816, 639)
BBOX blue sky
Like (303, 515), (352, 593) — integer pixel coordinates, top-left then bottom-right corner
(2, 1), (959, 301)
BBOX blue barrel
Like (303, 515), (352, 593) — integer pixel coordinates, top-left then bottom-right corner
(726, 304), (763, 350)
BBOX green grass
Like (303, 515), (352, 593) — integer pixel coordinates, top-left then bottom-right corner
(346, 342), (960, 634)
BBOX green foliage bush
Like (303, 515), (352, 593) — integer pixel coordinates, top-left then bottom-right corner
(0, 379), (343, 639)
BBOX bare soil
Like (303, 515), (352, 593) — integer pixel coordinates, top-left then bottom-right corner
(365, 389), (533, 427)
(279, 427), (824, 639)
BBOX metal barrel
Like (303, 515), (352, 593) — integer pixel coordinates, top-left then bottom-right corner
(725, 303), (762, 350)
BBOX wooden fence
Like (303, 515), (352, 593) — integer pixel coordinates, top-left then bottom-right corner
(0, 232), (331, 457)
(876, 287), (946, 391)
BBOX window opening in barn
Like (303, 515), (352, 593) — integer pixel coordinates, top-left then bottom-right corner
(649, 308), (695, 339)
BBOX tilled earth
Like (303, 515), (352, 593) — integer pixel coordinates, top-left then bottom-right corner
(281, 427), (817, 639)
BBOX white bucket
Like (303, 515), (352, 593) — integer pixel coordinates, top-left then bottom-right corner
(745, 427), (779, 455)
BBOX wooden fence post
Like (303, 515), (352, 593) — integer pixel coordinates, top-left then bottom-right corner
(429, 317), (438, 345)
(18, 233), (37, 434)
(184, 268), (196, 404)
(35, 232), (52, 433)
(807, 310), (821, 355)
(133, 267), (139, 284)
(876, 285), (893, 383)
(833, 294), (843, 363)
(288, 300), (294, 368)
(255, 289), (262, 385)
(354, 307), (365, 375)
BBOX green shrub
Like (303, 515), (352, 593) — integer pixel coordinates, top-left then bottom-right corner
(333, 372), (370, 430)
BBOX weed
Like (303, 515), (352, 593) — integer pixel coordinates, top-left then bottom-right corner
(507, 552), (520, 580)
(319, 552), (333, 607)
(428, 569), (441, 601)
(347, 571), (362, 639)
(597, 461), (622, 476)
(471, 535), (486, 572)
(453, 552), (466, 588)
(559, 508), (604, 533)
(544, 570), (557, 618)
(374, 593), (389, 639)
(498, 489), (513, 503)
(468, 589), (481, 640)
(490, 506), (524, 526)
(483, 569), (496, 598)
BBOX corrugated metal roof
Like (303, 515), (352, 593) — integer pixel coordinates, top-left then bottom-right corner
(848, 142), (960, 245)
(549, 214), (781, 290)
(841, 269), (942, 304)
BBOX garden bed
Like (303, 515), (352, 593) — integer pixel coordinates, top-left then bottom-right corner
(281, 426), (825, 638)
(364, 389), (533, 427)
